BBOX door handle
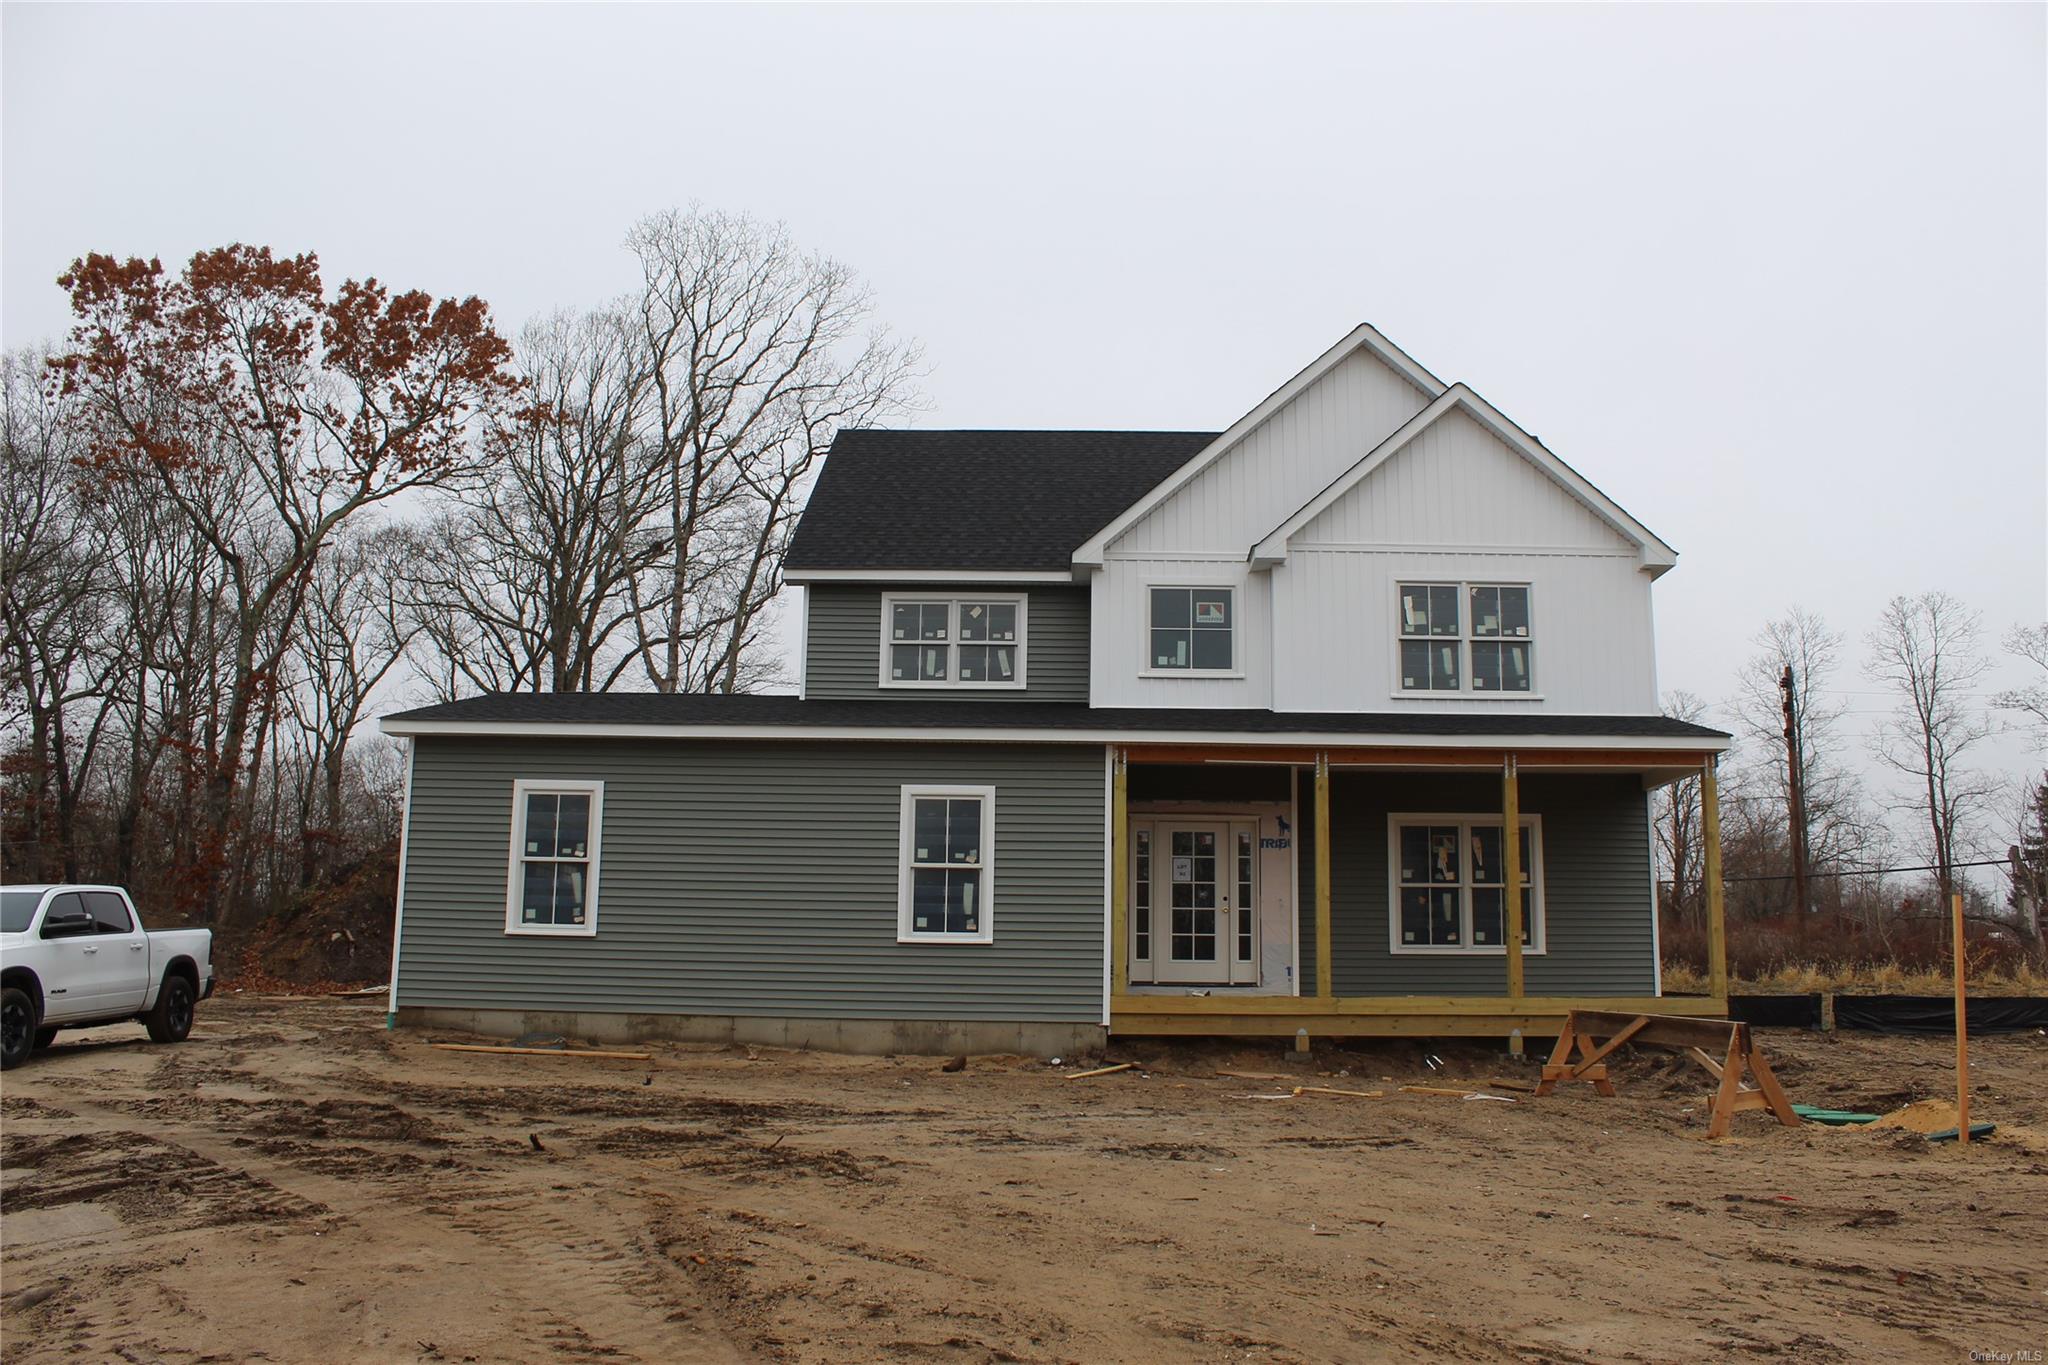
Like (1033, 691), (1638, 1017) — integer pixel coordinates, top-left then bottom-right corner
(82, 946), (99, 955)
(129, 942), (145, 951)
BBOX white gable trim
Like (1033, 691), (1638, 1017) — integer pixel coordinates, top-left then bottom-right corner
(1071, 323), (1446, 568)
(1248, 384), (1679, 576)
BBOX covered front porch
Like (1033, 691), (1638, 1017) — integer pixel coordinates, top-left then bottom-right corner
(1107, 741), (1732, 1041)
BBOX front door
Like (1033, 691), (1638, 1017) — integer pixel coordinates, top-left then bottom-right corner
(1149, 823), (1244, 984)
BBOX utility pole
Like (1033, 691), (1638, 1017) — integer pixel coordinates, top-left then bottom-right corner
(1780, 665), (1812, 951)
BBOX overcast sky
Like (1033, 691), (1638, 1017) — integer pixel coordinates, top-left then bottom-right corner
(5, 3), (2044, 824)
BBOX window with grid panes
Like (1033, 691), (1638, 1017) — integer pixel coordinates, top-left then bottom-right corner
(1391, 817), (1540, 953)
(1398, 582), (1534, 694)
(899, 786), (996, 942)
(1148, 587), (1234, 672)
(884, 597), (1024, 687)
(506, 781), (603, 935)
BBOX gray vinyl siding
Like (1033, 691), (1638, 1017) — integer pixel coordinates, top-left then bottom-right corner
(1295, 769), (1655, 996)
(804, 585), (1090, 701)
(397, 738), (1106, 1022)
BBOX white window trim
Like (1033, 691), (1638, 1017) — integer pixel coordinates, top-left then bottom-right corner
(1392, 578), (1538, 699)
(1141, 582), (1243, 678)
(877, 594), (1029, 690)
(897, 783), (997, 944)
(1385, 812), (1545, 956)
(504, 778), (604, 938)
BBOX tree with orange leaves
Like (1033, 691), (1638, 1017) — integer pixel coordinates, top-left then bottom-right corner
(49, 245), (520, 919)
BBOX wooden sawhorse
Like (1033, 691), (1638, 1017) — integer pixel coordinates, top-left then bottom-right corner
(1534, 1009), (1801, 1139)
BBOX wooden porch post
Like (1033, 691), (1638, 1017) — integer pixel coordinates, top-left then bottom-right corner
(1111, 746), (1129, 997)
(1314, 750), (1333, 999)
(1702, 754), (1728, 1002)
(1503, 753), (1524, 1003)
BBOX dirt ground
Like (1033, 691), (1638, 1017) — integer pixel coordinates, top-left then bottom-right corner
(2, 997), (2043, 1363)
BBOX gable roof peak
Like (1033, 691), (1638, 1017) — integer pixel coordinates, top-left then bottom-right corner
(1070, 323), (1448, 567)
(1247, 381), (1678, 575)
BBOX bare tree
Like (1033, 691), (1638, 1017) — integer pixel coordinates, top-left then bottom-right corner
(404, 211), (921, 702)
(405, 309), (668, 698)
(0, 350), (119, 880)
(283, 522), (418, 881)
(1731, 606), (1882, 919)
(1654, 690), (1709, 924)
(1866, 591), (2001, 906)
(2008, 775), (2046, 946)
(623, 208), (920, 693)
(1994, 622), (2048, 747)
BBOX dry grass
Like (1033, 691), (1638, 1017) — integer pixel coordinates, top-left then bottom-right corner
(1662, 959), (2047, 996)
(1660, 909), (2045, 996)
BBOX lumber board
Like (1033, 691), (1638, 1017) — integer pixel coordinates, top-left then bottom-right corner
(1120, 745), (1715, 768)
(1567, 1009), (1745, 1052)
(430, 1043), (652, 1060)
(1742, 1041), (1802, 1127)
(1067, 1062), (1137, 1080)
(1109, 994), (1716, 1017)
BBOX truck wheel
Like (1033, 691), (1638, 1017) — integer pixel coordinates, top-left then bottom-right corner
(144, 975), (195, 1044)
(34, 1027), (59, 1051)
(1, 987), (36, 1069)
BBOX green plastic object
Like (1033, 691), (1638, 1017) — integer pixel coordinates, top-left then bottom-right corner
(1791, 1103), (1880, 1126)
(1924, 1123), (1995, 1143)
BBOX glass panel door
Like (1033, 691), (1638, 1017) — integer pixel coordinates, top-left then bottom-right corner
(1154, 824), (1230, 983)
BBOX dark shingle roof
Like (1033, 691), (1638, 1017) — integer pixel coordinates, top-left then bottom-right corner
(783, 430), (1217, 574)
(384, 692), (1729, 741)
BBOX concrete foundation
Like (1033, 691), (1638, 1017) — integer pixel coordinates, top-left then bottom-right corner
(396, 1006), (1105, 1059)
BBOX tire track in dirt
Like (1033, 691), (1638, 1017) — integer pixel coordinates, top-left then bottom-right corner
(17, 1088), (747, 1364)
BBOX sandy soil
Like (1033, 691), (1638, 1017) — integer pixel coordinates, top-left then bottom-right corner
(2, 996), (2043, 1363)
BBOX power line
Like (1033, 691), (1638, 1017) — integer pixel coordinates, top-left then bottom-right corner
(1719, 858), (2009, 885)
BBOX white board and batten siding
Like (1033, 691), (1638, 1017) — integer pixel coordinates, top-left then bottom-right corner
(1091, 346), (1431, 709)
(1090, 561), (1274, 709)
(1090, 340), (1661, 716)
(1273, 406), (1658, 714)
(1113, 348), (1433, 556)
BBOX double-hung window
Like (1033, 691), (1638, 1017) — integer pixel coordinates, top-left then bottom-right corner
(882, 597), (1025, 688)
(898, 785), (996, 943)
(1389, 816), (1541, 953)
(506, 779), (603, 936)
(1397, 582), (1534, 694)
(1148, 586), (1235, 673)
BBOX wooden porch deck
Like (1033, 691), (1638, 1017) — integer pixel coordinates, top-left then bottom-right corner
(1108, 741), (1733, 1041)
(1108, 993), (1728, 1038)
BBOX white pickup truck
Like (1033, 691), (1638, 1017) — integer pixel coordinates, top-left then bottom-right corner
(0, 884), (215, 1069)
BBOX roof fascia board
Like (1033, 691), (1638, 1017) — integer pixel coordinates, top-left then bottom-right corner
(1249, 384), (1680, 576)
(784, 568), (1077, 585)
(1071, 324), (1448, 568)
(378, 716), (1728, 752)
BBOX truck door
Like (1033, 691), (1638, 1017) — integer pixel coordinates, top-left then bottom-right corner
(35, 892), (106, 1021)
(84, 891), (150, 1014)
